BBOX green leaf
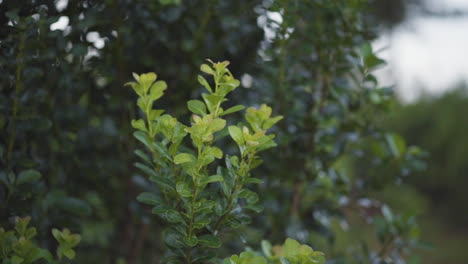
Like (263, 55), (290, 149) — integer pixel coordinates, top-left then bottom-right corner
(218, 79), (240, 96)
(257, 136), (277, 152)
(132, 72), (140, 81)
(244, 203), (263, 213)
(137, 97), (149, 113)
(214, 61), (230, 72)
(24, 226), (37, 240)
(150, 80), (167, 101)
(261, 240), (272, 257)
(51, 228), (61, 241)
(157, 114), (178, 140)
(15, 217), (31, 235)
(139, 72), (157, 93)
(156, 209), (185, 224)
(172, 122), (188, 142)
(174, 153), (196, 164)
(206, 146), (223, 159)
(219, 105), (245, 116)
(194, 199), (216, 214)
(263, 115), (283, 130)
(194, 216), (211, 229)
(245, 178), (264, 184)
(148, 109), (165, 120)
(198, 234), (221, 248)
(131, 119), (147, 132)
(163, 228), (186, 249)
(229, 155), (239, 168)
(187, 100), (207, 115)
(154, 142), (172, 161)
(239, 189), (259, 204)
(184, 235), (198, 247)
(202, 93), (224, 113)
(57, 197), (92, 216)
(200, 64), (215, 75)
(176, 182), (192, 198)
(228, 126), (244, 145)
(133, 131), (153, 150)
(135, 162), (157, 178)
(137, 192), (162, 206)
(11, 256), (23, 264)
(198, 75), (212, 93)
(149, 174), (174, 190)
(16, 169), (41, 185)
(37, 249), (54, 262)
(63, 248), (76, 260)
(200, 175), (224, 186)
(386, 133), (406, 158)
(210, 118), (226, 132)
(136, 162), (174, 189)
(225, 252), (267, 264)
(139, 72), (156, 84)
(134, 149), (151, 164)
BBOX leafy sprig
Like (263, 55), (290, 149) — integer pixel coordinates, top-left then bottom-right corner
(0, 217), (80, 264)
(224, 238), (325, 264)
(129, 60), (282, 263)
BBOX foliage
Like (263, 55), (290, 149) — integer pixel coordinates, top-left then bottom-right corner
(1, 1), (263, 262)
(388, 88), (468, 223)
(129, 61), (282, 262)
(0, 217), (80, 264)
(0, 0), (428, 263)
(224, 238), (325, 264)
(247, 1), (425, 263)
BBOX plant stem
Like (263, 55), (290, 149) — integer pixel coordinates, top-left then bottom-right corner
(7, 31), (25, 169)
(184, 146), (204, 263)
(213, 153), (252, 232)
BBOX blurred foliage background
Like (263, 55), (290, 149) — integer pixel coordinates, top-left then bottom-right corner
(0, 0), (466, 263)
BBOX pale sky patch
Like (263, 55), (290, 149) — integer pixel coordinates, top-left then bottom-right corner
(375, 0), (468, 102)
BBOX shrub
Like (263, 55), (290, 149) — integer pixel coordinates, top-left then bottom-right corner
(127, 60), (307, 262)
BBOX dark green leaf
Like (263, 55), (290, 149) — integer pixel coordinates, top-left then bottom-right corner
(245, 178), (264, 184)
(244, 204), (264, 213)
(57, 197), (92, 216)
(164, 228), (186, 249)
(198, 234), (221, 248)
(135, 162), (157, 178)
(176, 182), (192, 198)
(200, 175), (224, 186)
(133, 131), (153, 150)
(183, 235), (198, 247)
(239, 189), (259, 204)
(154, 209), (185, 224)
(137, 192), (162, 206)
(16, 169), (42, 185)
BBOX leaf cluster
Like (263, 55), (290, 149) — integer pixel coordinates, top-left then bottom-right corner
(0, 217), (80, 264)
(224, 239), (325, 264)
